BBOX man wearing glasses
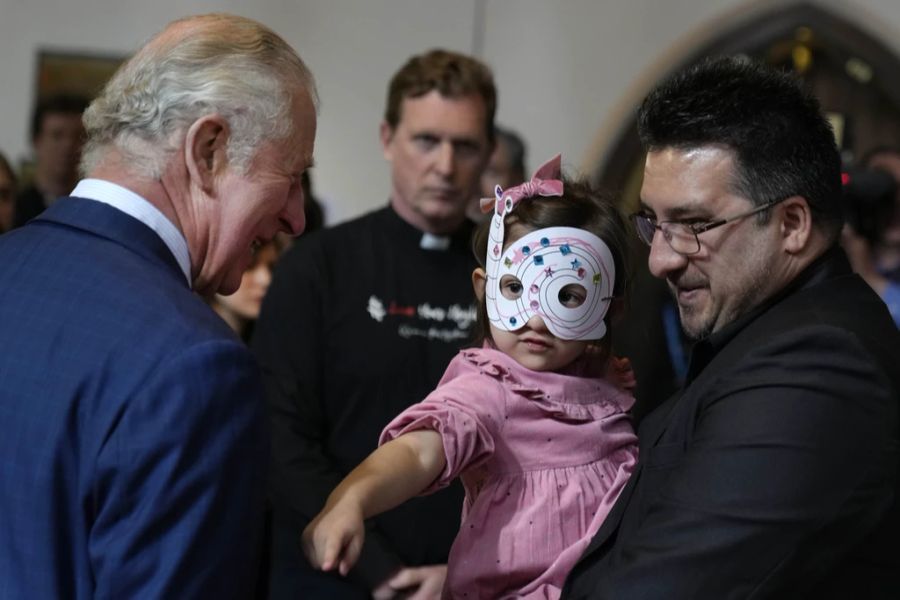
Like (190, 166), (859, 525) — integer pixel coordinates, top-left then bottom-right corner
(564, 57), (900, 598)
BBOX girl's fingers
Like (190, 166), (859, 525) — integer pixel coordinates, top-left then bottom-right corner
(321, 534), (345, 572)
(301, 507), (365, 574)
(339, 534), (364, 576)
(300, 528), (320, 568)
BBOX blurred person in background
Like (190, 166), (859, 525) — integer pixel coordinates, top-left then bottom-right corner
(14, 94), (88, 227)
(468, 124), (527, 222)
(0, 152), (16, 232)
(842, 146), (900, 326)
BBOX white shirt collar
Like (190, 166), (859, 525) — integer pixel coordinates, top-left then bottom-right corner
(71, 179), (192, 287)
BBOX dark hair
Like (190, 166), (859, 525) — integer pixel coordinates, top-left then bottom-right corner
(637, 55), (843, 241)
(0, 151), (16, 185)
(31, 94), (90, 141)
(471, 178), (631, 349)
(384, 49), (496, 142)
(495, 125), (527, 183)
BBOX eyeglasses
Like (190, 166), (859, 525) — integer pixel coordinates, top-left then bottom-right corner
(630, 198), (786, 255)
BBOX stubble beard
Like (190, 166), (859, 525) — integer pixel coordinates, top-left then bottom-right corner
(676, 254), (772, 342)
(677, 298), (714, 341)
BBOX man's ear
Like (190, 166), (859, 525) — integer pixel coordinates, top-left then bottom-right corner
(472, 267), (487, 302)
(185, 115), (230, 194)
(779, 195), (813, 254)
(379, 121), (395, 161)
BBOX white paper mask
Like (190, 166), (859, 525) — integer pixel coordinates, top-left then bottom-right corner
(486, 223), (615, 340)
(482, 153), (616, 341)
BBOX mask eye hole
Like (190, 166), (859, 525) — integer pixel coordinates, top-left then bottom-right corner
(558, 284), (587, 308)
(499, 275), (524, 300)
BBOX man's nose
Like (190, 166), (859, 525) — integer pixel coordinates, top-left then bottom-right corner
(282, 187), (306, 236)
(647, 230), (688, 278)
(434, 142), (454, 177)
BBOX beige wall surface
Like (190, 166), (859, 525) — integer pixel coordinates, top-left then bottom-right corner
(0, 0), (897, 224)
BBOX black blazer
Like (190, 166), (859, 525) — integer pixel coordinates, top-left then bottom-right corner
(564, 248), (900, 599)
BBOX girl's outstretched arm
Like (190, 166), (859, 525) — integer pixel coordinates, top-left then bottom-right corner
(301, 429), (446, 575)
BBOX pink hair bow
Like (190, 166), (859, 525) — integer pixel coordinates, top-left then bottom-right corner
(480, 154), (564, 214)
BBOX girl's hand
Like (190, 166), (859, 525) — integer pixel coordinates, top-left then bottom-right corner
(300, 430), (447, 578)
(373, 565), (447, 599)
(301, 499), (365, 576)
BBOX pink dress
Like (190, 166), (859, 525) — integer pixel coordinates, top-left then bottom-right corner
(380, 347), (638, 599)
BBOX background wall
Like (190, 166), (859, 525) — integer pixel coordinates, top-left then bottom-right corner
(1, 0), (898, 224)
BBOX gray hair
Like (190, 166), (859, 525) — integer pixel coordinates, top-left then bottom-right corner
(81, 13), (317, 178)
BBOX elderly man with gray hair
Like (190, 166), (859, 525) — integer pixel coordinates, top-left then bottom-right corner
(0, 13), (316, 599)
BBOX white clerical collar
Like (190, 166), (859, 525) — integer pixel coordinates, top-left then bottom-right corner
(420, 232), (451, 250)
(71, 179), (192, 287)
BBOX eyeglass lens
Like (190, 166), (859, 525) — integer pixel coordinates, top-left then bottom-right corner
(632, 215), (699, 254)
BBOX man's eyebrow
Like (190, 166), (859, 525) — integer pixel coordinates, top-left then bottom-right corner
(639, 200), (710, 220)
(452, 138), (483, 149)
(410, 130), (482, 144)
(667, 205), (707, 219)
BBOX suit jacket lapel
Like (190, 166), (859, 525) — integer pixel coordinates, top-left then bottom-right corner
(35, 197), (188, 288)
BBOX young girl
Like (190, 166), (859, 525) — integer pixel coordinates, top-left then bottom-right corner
(302, 155), (638, 599)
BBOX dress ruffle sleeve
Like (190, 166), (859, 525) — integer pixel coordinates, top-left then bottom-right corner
(379, 358), (507, 495)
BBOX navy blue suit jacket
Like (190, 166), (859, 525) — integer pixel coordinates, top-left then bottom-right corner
(0, 197), (267, 599)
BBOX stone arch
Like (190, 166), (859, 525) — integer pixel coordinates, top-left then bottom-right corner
(592, 1), (900, 210)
